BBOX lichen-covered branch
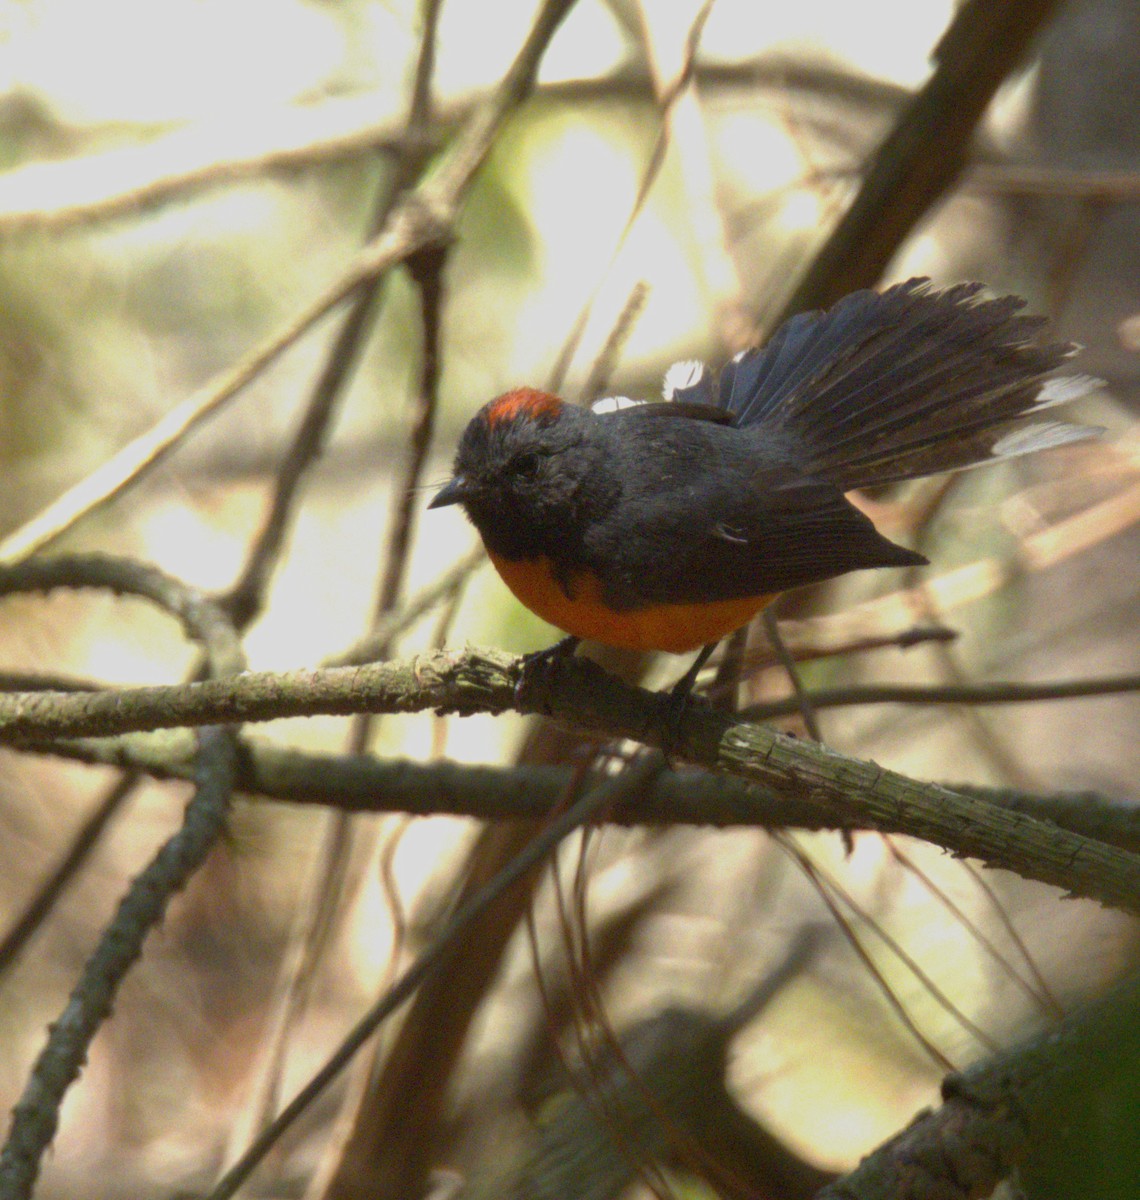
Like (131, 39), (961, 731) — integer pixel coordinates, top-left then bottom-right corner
(822, 970), (1140, 1200)
(0, 728), (240, 1200)
(2, 646), (1139, 913)
(0, 556), (248, 1200)
(30, 731), (1140, 852)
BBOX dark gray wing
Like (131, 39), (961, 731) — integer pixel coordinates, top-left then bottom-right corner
(583, 420), (924, 610)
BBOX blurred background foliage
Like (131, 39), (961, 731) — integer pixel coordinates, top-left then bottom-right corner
(0, 1), (1137, 1197)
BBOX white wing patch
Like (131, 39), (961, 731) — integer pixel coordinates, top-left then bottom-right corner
(1032, 374), (1101, 410)
(590, 395), (646, 414)
(662, 359), (709, 400)
(991, 421), (1099, 458)
(593, 359), (717, 412)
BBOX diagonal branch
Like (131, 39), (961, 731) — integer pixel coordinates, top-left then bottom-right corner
(0, 729), (240, 1200)
(200, 753), (668, 1200)
(781, 0), (1067, 314)
(1, 647), (1139, 912)
(0, 0), (580, 565)
(0, 555), (248, 1200)
(222, 0), (447, 631)
(821, 970), (1140, 1199)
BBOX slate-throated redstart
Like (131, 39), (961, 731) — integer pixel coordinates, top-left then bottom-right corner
(430, 279), (1092, 689)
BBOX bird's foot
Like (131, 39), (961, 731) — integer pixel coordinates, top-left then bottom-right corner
(514, 635), (581, 709)
(655, 644), (716, 758)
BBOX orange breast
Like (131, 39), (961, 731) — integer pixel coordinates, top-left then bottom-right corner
(488, 551), (774, 653)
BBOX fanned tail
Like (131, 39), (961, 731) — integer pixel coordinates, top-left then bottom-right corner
(668, 279), (1098, 491)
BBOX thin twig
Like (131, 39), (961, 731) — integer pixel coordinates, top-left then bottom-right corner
(199, 753), (667, 1200)
(0, 728), (239, 1200)
(0, 0), (578, 565)
(885, 840), (1062, 1021)
(219, 244), (396, 629)
(578, 283), (650, 405)
(0, 773), (137, 979)
(373, 245), (449, 622)
(956, 858), (1064, 1018)
(740, 673), (1140, 721)
(549, 1), (715, 389)
(708, 626), (748, 712)
(740, 621), (958, 670)
(635, 0), (747, 341)
(703, 619), (958, 704)
(223, 1), (445, 630)
(760, 610), (822, 741)
(325, 545), (485, 667)
(775, 834), (958, 1073)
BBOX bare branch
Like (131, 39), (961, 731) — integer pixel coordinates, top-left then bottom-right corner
(325, 546), (485, 667)
(760, 610), (822, 741)
(0, 0), (579, 565)
(201, 753), (668, 1200)
(0, 648), (1138, 911)
(20, 731), (1139, 853)
(0, 554), (244, 676)
(741, 672), (1140, 721)
(223, 0), (447, 631)
(821, 971), (1140, 1200)
(0, 728), (239, 1200)
(782, 0), (1067, 314)
(0, 61), (906, 238)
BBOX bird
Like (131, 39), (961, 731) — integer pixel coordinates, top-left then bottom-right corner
(429, 278), (1095, 702)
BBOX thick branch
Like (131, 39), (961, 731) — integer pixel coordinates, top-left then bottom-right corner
(23, 733), (1140, 853)
(782, 0), (1065, 313)
(2, 647), (1139, 912)
(822, 971), (1140, 1199)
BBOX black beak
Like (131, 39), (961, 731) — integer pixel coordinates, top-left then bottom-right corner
(428, 476), (470, 509)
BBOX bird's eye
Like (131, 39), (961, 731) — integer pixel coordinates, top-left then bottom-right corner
(512, 451), (540, 475)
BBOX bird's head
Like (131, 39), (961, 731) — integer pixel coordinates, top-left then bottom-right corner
(429, 388), (595, 558)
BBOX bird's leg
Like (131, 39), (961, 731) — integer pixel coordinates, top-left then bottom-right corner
(658, 641), (717, 755)
(525, 634), (580, 668)
(515, 635), (580, 708)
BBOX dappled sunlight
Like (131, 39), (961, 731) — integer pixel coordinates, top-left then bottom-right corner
(0, 2), (1136, 1198)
